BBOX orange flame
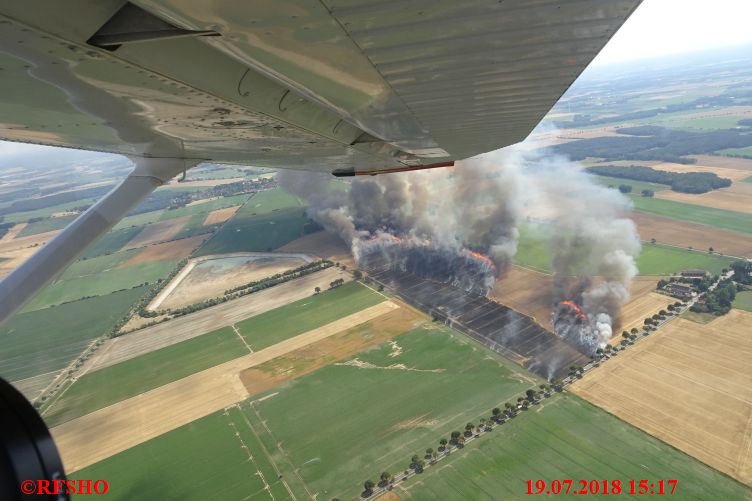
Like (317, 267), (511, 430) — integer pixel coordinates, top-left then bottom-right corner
(463, 249), (496, 271)
(559, 300), (587, 321)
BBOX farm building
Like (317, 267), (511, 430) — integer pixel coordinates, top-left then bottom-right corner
(681, 269), (708, 278)
(665, 283), (695, 299)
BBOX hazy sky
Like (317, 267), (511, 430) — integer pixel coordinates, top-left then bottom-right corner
(594, 0), (752, 65)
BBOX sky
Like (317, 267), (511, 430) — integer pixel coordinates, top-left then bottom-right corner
(593, 0), (752, 65)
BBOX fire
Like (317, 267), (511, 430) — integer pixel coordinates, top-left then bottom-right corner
(463, 249), (496, 271)
(559, 300), (587, 321)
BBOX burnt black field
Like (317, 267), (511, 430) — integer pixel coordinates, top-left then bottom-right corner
(362, 254), (590, 380)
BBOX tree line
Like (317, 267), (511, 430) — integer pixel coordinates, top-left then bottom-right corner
(552, 126), (752, 164)
(359, 383), (562, 498)
(588, 164), (731, 194)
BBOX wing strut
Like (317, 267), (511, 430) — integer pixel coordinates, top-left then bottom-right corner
(0, 157), (195, 325)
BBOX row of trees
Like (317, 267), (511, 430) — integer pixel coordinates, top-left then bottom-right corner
(225, 259), (333, 295)
(361, 384), (560, 497)
(589, 164), (732, 194)
(554, 126), (752, 165)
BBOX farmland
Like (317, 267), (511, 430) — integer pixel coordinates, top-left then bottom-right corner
(240, 325), (540, 500)
(571, 310), (752, 486)
(157, 252), (311, 310)
(636, 242), (733, 275)
(43, 326), (249, 426)
(44, 282), (383, 426)
(631, 212), (752, 258)
(0, 287), (146, 392)
(733, 290), (752, 312)
(397, 393), (750, 500)
(71, 408), (290, 500)
(51, 302), (400, 472)
(22, 258), (178, 312)
(514, 226), (732, 275)
(630, 194), (752, 234)
(235, 281), (385, 351)
(196, 189), (308, 256)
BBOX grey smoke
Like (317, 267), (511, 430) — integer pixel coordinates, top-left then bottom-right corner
(278, 144), (640, 352)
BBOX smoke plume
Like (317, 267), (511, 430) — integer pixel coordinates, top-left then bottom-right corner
(278, 144), (640, 353)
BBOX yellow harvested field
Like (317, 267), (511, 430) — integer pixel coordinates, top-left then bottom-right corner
(119, 235), (207, 267)
(571, 310), (752, 486)
(689, 155), (752, 171)
(0, 229), (60, 278)
(202, 205), (239, 225)
(493, 268), (665, 334)
(633, 212), (752, 258)
(651, 162), (751, 181)
(0, 229), (58, 254)
(615, 291), (674, 338)
(655, 181), (752, 214)
(52, 301), (400, 473)
(121, 216), (189, 250)
(492, 265), (554, 330)
(0, 222), (26, 242)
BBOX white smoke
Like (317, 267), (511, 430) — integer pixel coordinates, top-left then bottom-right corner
(278, 143), (641, 352)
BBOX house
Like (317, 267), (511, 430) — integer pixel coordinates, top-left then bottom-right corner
(665, 283), (694, 299)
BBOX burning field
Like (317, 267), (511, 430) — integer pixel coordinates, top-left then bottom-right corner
(279, 146), (641, 377)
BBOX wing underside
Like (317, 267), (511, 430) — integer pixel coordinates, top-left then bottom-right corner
(0, 0), (642, 174)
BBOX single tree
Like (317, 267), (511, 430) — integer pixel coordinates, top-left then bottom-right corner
(492, 407), (501, 417)
(314, 286), (321, 294)
(426, 448), (433, 456)
(465, 422), (474, 432)
(364, 480), (375, 493)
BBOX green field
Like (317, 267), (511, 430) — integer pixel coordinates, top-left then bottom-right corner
(72, 407), (291, 500)
(592, 175), (668, 194)
(81, 227), (143, 258)
(636, 243), (732, 275)
(718, 146), (752, 158)
(113, 210), (164, 230)
(196, 189), (308, 255)
(630, 196), (752, 234)
(157, 194), (250, 221)
(0, 287), (146, 383)
(59, 250), (138, 279)
(514, 227), (731, 275)
(43, 327), (249, 426)
(3, 197), (98, 224)
(398, 393), (750, 501)
(235, 281), (384, 351)
(173, 212), (215, 239)
(23, 258), (179, 312)
(243, 326), (540, 500)
(733, 290), (752, 312)
(514, 225), (553, 272)
(17, 215), (76, 236)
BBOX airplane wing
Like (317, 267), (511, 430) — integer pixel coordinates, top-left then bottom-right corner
(0, 0), (641, 173)
(0, 0), (642, 321)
